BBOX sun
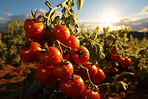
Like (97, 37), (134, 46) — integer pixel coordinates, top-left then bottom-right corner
(103, 12), (118, 27)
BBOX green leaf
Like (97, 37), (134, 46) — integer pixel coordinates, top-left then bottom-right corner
(93, 26), (99, 33)
(52, 16), (60, 25)
(70, 15), (76, 26)
(77, 0), (85, 10)
(68, 0), (74, 10)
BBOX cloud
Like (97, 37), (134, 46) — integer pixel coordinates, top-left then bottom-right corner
(113, 17), (148, 32)
(138, 27), (148, 32)
(141, 6), (148, 14)
(9, 8), (62, 22)
(0, 17), (5, 22)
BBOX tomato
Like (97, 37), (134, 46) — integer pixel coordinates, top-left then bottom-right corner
(110, 54), (121, 62)
(71, 46), (90, 64)
(64, 35), (80, 49)
(78, 88), (100, 99)
(53, 25), (70, 41)
(111, 46), (118, 54)
(109, 67), (118, 74)
(59, 75), (85, 97)
(53, 60), (74, 80)
(79, 62), (97, 79)
(24, 18), (44, 38)
(106, 61), (112, 68)
(19, 42), (41, 62)
(35, 64), (57, 88)
(92, 68), (105, 83)
(120, 58), (131, 68)
(39, 47), (62, 66)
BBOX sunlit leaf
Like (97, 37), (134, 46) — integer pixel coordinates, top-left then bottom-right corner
(77, 0), (85, 10)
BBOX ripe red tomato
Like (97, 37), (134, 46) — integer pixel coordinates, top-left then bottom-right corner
(92, 68), (105, 83)
(24, 18), (44, 38)
(19, 42), (41, 62)
(110, 54), (121, 62)
(78, 88), (100, 99)
(111, 46), (118, 54)
(79, 62), (97, 79)
(109, 67), (118, 74)
(39, 47), (62, 66)
(64, 35), (80, 49)
(106, 61), (112, 68)
(120, 58), (131, 68)
(53, 25), (70, 41)
(71, 46), (90, 64)
(59, 75), (85, 97)
(53, 60), (74, 80)
(35, 64), (57, 88)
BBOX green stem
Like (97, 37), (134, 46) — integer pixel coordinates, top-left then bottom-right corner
(44, 0), (69, 26)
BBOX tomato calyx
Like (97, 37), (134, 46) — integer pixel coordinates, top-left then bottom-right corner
(75, 46), (88, 57)
(69, 74), (80, 81)
(60, 60), (69, 66)
(87, 84), (99, 92)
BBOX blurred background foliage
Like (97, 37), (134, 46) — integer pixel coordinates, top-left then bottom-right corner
(0, 19), (25, 66)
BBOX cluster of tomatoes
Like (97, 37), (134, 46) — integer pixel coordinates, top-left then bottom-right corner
(105, 46), (132, 74)
(19, 18), (105, 99)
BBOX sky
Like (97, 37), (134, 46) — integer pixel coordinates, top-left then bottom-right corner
(0, 0), (148, 32)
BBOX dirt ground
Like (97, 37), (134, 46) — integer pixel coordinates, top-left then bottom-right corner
(0, 62), (148, 99)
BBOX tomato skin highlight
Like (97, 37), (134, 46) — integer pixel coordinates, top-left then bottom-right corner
(64, 35), (80, 49)
(35, 64), (57, 88)
(39, 47), (62, 66)
(120, 58), (131, 68)
(71, 46), (90, 64)
(78, 88), (100, 99)
(59, 75), (85, 97)
(19, 42), (41, 62)
(53, 25), (70, 41)
(24, 18), (44, 38)
(53, 60), (74, 80)
(92, 68), (105, 84)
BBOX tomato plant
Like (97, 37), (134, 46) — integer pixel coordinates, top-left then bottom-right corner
(71, 46), (90, 64)
(78, 88), (100, 99)
(59, 75), (85, 97)
(35, 64), (57, 88)
(92, 68), (105, 83)
(64, 35), (80, 49)
(53, 60), (74, 80)
(24, 18), (44, 38)
(18, 0), (148, 99)
(39, 46), (62, 66)
(19, 41), (41, 62)
(53, 24), (70, 41)
(120, 58), (131, 68)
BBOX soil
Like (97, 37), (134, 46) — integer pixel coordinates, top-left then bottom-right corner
(0, 62), (148, 99)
